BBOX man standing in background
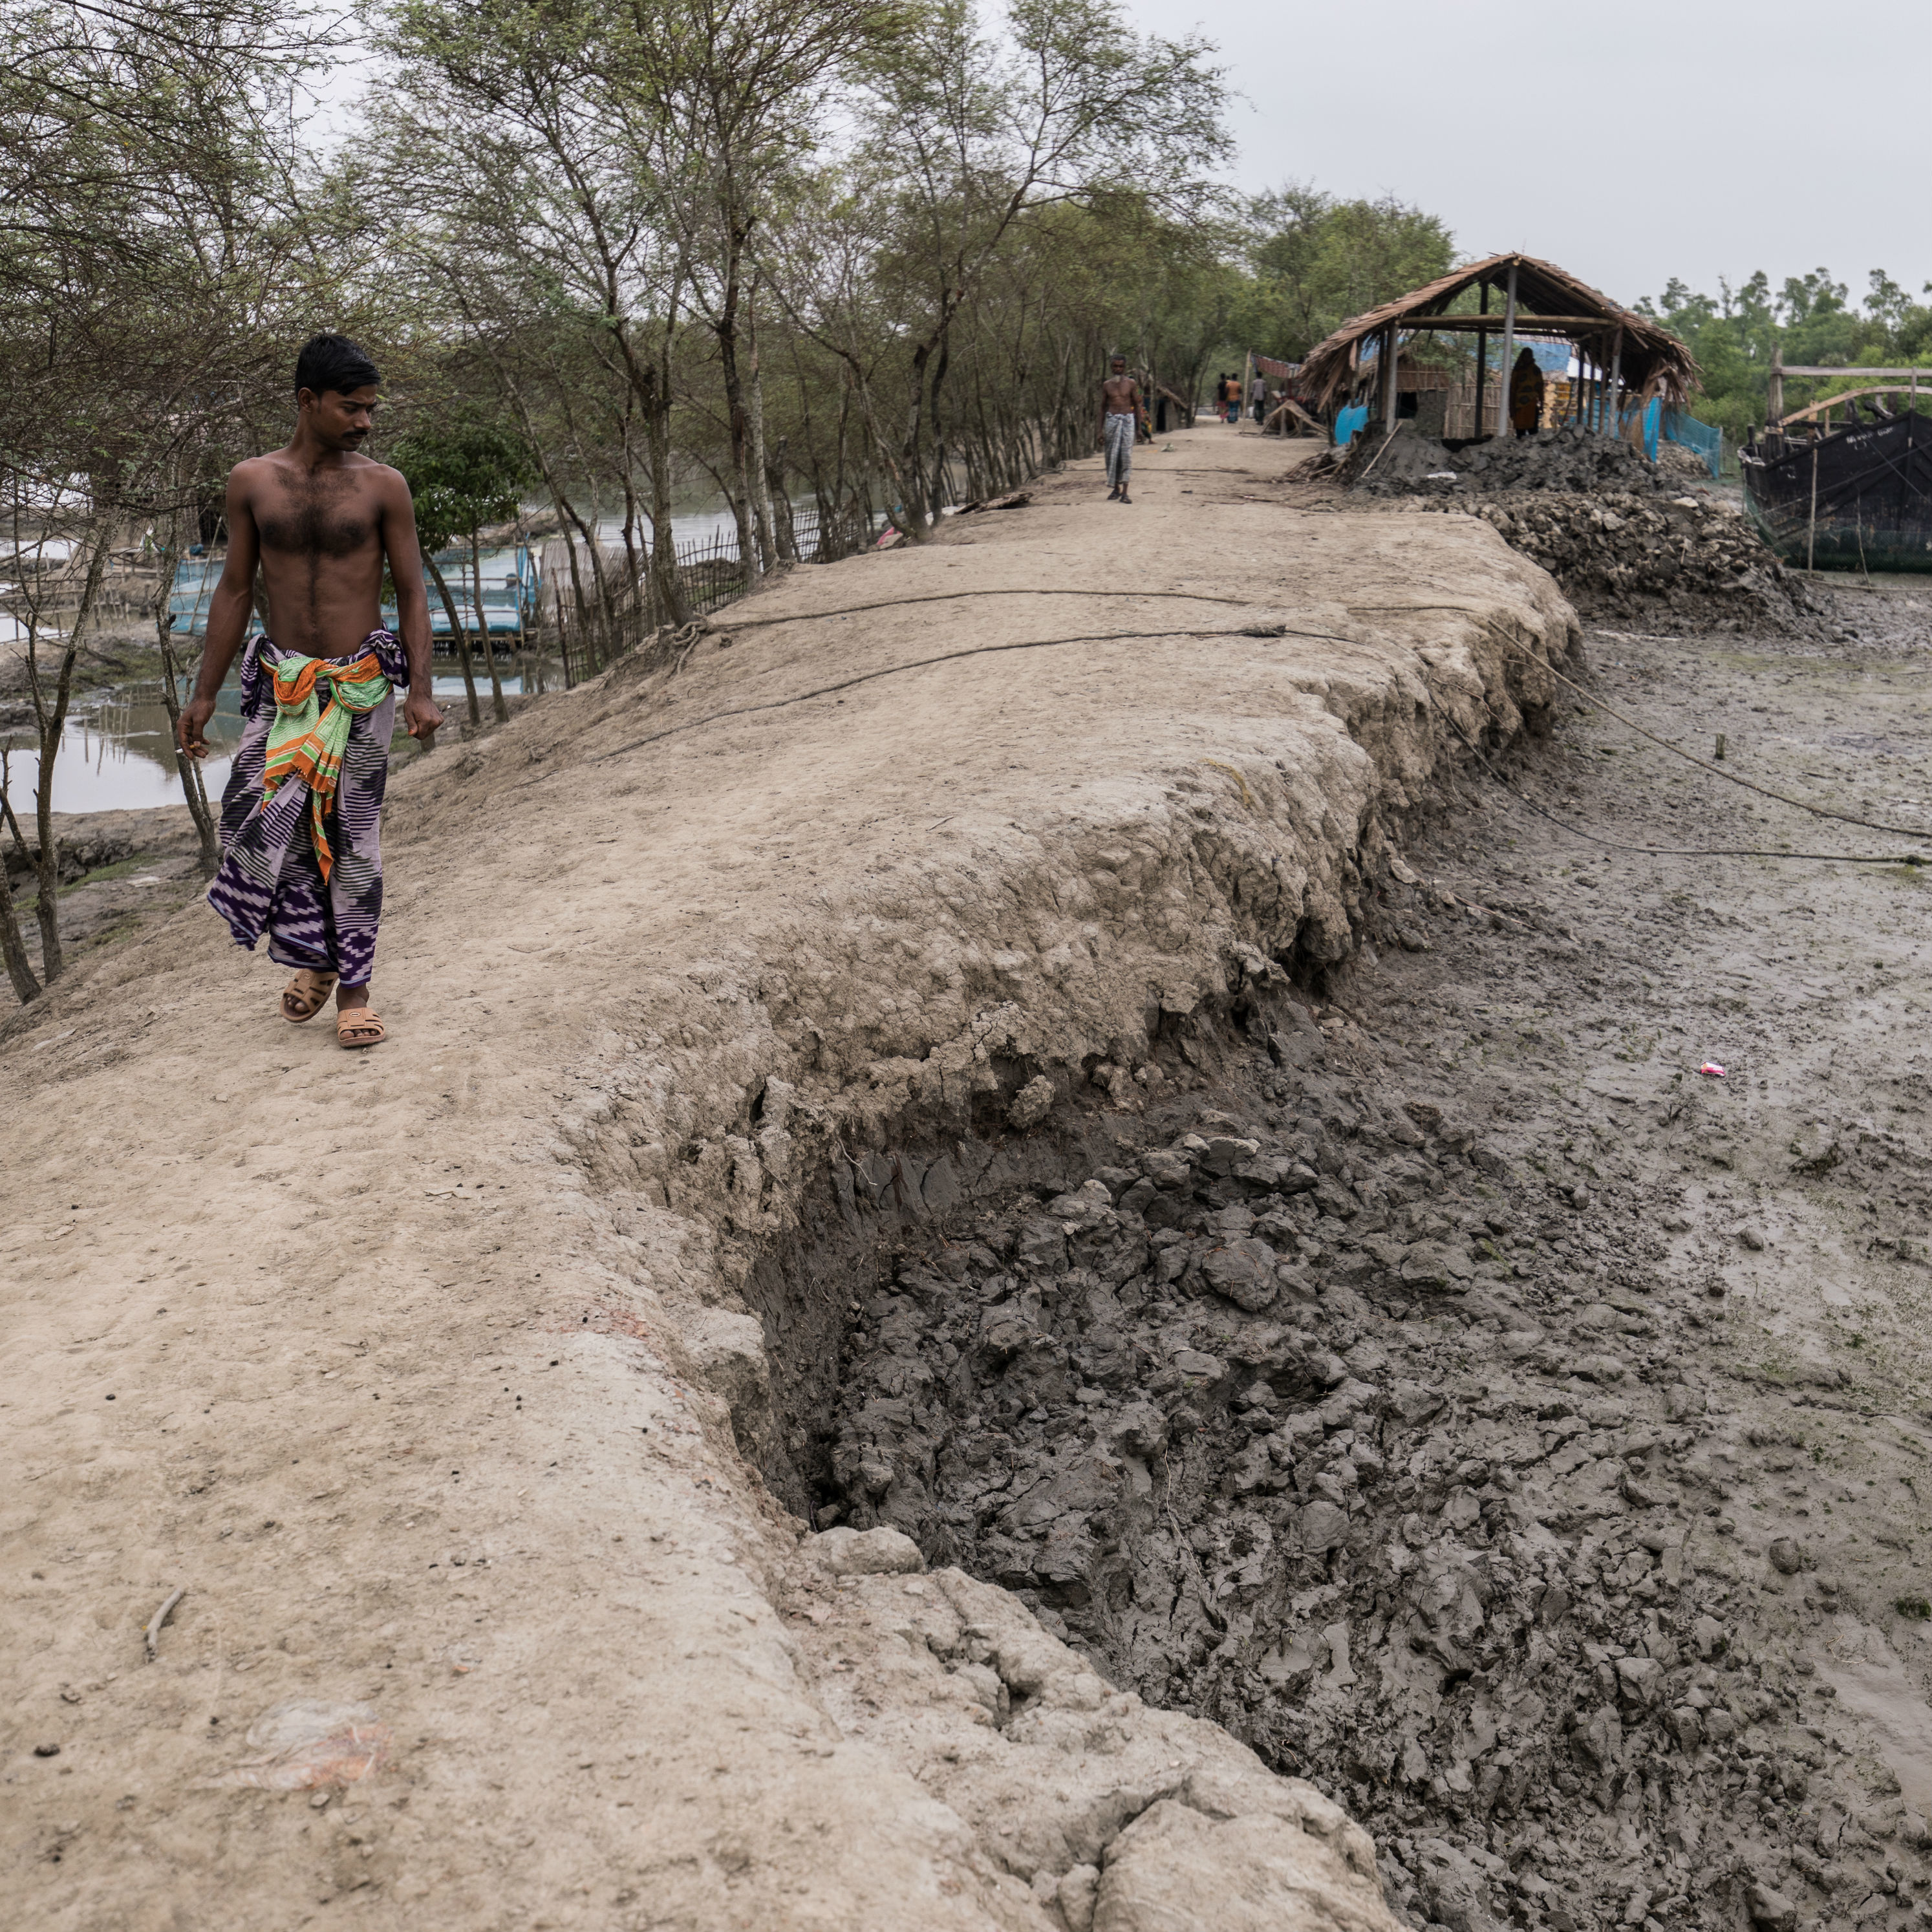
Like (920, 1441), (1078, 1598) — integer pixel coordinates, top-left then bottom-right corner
(1099, 354), (1142, 504)
(1510, 348), (1547, 437)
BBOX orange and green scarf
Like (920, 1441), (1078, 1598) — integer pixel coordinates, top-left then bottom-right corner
(260, 649), (392, 883)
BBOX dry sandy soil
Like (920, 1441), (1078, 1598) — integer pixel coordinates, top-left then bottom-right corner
(21, 422), (1930, 1932)
(0, 424), (1570, 1929)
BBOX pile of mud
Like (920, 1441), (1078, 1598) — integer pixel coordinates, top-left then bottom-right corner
(1300, 426), (1817, 633)
(810, 997), (1931, 1932)
(1419, 491), (1818, 632)
(1340, 427), (1690, 501)
(1351, 427), (1668, 500)
(3, 824), (140, 888)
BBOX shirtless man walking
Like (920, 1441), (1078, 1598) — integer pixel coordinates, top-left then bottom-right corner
(177, 333), (443, 1049)
(1098, 354), (1143, 504)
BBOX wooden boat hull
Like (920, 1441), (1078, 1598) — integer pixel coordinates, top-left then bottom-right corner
(1743, 411), (1932, 572)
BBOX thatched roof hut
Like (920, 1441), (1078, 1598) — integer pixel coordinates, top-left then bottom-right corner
(1298, 252), (1698, 435)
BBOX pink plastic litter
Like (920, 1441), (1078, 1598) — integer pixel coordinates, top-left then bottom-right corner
(1699, 1062), (1726, 1079)
(200, 1699), (391, 1791)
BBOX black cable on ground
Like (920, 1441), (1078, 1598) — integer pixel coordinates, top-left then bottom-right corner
(594, 627), (1284, 764)
(712, 587), (1267, 635)
(1424, 685), (1926, 867)
(1351, 600), (1932, 845)
(597, 588), (1915, 867)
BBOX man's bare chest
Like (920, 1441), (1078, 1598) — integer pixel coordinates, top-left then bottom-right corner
(255, 472), (381, 561)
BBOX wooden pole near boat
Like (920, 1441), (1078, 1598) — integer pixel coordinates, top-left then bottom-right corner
(1768, 347), (1784, 427)
(1496, 263), (1518, 437)
(1807, 438), (1819, 574)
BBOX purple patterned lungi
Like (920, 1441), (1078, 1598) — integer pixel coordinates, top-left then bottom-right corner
(206, 630), (405, 988)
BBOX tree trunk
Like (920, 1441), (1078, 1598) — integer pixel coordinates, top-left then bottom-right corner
(0, 752), (40, 1001)
(425, 555), (479, 725)
(150, 501), (219, 877)
(897, 339), (934, 539)
(155, 625), (219, 878)
(747, 297), (779, 572)
(645, 343), (686, 627)
(471, 535), (508, 720)
(766, 440), (798, 563)
(712, 227), (761, 583)
(28, 526), (113, 985)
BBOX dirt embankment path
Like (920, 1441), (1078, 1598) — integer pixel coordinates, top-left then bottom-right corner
(1, 427), (1575, 1929)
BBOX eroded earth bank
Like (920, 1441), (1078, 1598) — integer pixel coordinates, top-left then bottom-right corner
(6, 426), (1932, 1932)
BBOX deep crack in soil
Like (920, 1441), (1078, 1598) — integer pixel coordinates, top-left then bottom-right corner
(781, 614), (1932, 1932)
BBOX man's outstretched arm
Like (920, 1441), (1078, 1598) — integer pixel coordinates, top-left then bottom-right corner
(178, 466), (259, 759)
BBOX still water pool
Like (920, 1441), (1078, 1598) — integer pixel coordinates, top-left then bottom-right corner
(1, 672), (543, 816)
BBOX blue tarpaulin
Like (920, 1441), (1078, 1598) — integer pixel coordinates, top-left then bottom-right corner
(1335, 403), (1369, 447)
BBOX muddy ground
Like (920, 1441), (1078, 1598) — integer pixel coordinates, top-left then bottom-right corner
(2, 427), (1582, 1931)
(9, 414), (1932, 1930)
(808, 592), (1932, 1932)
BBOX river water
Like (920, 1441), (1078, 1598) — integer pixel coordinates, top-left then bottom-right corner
(2, 488), (774, 817)
(1, 669), (556, 816)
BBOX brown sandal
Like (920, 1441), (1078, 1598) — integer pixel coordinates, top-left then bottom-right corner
(282, 970), (338, 1022)
(336, 1007), (387, 1050)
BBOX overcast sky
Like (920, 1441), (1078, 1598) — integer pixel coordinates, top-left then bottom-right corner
(1123, 0), (1932, 315)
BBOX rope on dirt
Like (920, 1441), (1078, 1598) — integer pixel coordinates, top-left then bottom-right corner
(707, 587), (1268, 635)
(1424, 685), (1927, 868)
(586, 589), (1913, 865)
(592, 621), (1371, 765)
(1351, 600), (1932, 844)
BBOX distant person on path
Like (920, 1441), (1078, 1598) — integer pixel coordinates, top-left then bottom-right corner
(177, 332), (444, 1050)
(1510, 348), (1546, 438)
(1250, 372), (1267, 423)
(1098, 354), (1143, 503)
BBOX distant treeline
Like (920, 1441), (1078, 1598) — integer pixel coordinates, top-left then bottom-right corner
(1637, 271), (1932, 442)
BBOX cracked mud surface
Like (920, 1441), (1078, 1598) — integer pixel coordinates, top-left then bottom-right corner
(812, 605), (1932, 1932)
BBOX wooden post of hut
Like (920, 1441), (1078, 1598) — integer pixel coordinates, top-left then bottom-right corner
(1382, 325), (1398, 435)
(1473, 283), (1489, 439)
(1607, 327), (1624, 442)
(1495, 263), (1518, 438)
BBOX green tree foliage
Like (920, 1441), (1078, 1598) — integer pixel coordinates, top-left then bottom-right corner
(387, 420), (537, 554)
(1235, 184), (1455, 363)
(0, 0), (327, 995)
(386, 415), (538, 727)
(1638, 269), (1932, 442)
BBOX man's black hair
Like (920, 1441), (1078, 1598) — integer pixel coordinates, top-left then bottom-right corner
(294, 332), (381, 399)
